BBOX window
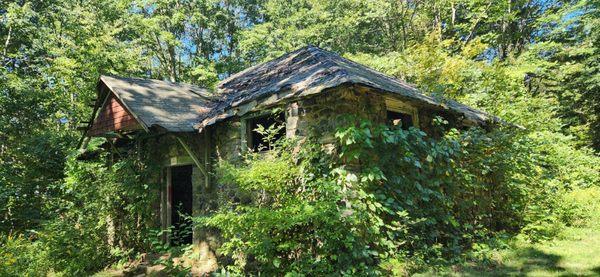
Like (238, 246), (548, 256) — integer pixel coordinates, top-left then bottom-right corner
(385, 98), (418, 130)
(247, 112), (285, 151)
(387, 110), (413, 130)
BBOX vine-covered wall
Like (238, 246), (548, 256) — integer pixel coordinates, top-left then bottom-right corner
(142, 86), (472, 274)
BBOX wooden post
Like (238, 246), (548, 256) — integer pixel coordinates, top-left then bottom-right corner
(175, 135), (209, 180)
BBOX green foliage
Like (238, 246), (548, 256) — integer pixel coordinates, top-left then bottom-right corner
(39, 138), (160, 274)
(521, 0), (600, 148)
(563, 187), (600, 228)
(1, 0), (599, 275)
(0, 0), (147, 236)
(0, 234), (53, 277)
(197, 113), (597, 275)
(0, 138), (161, 275)
(201, 146), (356, 274)
(253, 126), (285, 150)
(333, 117), (546, 252)
(0, 131), (73, 234)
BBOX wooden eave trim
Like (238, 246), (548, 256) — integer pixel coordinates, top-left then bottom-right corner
(77, 84), (109, 148)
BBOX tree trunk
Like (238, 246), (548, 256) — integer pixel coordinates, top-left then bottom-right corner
(2, 25), (12, 58)
(168, 45), (178, 82)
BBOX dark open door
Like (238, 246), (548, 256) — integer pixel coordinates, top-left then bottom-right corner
(170, 165), (193, 245)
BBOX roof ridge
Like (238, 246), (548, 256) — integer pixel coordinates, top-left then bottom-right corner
(101, 74), (212, 94)
(311, 49), (421, 94)
(217, 45), (320, 89)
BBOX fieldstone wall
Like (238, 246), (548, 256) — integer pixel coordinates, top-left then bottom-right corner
(285, 85), (463, 140)
(144, 85), (457, 273)
(211, 85), (439, 161)
(289, 86), (395, 142)
(212, 120), (243, 161)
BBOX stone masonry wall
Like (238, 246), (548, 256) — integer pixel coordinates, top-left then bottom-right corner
(211, 85), (438, 162)
(212, 120), (243, 162)
(147, 85), (450, 273)
(289, 86), (393, 142)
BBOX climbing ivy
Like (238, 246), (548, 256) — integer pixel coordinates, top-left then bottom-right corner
(198, 116), (595, 275)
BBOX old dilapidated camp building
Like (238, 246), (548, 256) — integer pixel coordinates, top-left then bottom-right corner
(81, 46), (496, 268)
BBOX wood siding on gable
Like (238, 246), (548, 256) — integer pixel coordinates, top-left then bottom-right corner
(88, 93), (142, 136)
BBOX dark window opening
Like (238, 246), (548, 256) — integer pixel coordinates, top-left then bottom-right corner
(170, 165), (193, 246)
(387, 110), (413, 130)
(248, 112), (286, 151)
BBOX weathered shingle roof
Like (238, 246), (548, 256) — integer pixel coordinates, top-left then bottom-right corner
(99, 75), (215, 132)
(94, 46), (496, 134)
(196, 46), (494, 129)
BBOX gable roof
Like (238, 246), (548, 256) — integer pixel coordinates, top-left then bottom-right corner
(196, 46), (494, 129)
(90, 46), (496, 135)
(87, 93), (142, 136)
(98, 75), (215, 132)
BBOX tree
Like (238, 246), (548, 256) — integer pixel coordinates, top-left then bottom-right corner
(0, 0), (146, 233)
(131, 0), (263, 86)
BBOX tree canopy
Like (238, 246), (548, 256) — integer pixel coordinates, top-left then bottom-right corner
(0, 0), (598, 275)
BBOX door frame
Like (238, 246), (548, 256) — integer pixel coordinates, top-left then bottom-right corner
(162, 155), (194, 245)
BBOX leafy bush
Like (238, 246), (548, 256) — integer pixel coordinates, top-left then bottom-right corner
(559, 187), (600, 228)
(197, 115), (595, 275)
(200, 143), (376, 275)
(0, 234), (52, 277)
(0, 138), (161, 275)
(333, 117), (540, 254)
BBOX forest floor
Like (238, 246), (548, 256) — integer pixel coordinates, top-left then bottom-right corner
(98, 223), (600, 277)
(456, 225), (600, 276)
(420, 196), (600, 277)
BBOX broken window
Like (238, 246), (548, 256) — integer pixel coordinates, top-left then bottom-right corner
(247, 112), (286, 151)
(387, 110), (414, 130)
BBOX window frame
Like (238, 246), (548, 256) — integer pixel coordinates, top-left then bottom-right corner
(240, 110), (286, 152)
(385, 97), (419, 128)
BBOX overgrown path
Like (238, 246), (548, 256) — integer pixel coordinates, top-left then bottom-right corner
(98, 223), (600, 277)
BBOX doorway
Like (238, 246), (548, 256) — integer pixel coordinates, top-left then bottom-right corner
(170, 165), (193, 245)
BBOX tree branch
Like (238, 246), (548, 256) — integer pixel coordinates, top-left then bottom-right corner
(2, 25), (12, 58)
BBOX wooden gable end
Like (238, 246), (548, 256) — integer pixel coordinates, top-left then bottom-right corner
(88, 93), (143, 136)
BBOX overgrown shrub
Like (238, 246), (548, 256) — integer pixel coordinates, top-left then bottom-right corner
(0, 234), (52, 277)
(41, 138), (161, 274)
(558, 187), (600, 228)
(0, 138), (161, 275)
(332, 117), (544, 256)
(199, 141), (379, 275)
(199, 115), (597, 275)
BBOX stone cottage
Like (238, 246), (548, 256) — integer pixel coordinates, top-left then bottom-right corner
(80, 46), (496, 268)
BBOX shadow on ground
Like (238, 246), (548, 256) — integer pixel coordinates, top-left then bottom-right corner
(459, 247), (584, 276)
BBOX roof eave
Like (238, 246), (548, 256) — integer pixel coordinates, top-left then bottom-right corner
(194, 81), (495, 131)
